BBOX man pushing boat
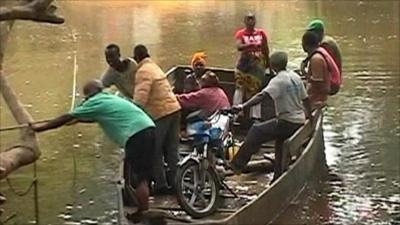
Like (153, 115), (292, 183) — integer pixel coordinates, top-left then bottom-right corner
(30, 80), (155, 219)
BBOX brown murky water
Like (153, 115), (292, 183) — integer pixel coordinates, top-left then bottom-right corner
(0, 1), (399, 225)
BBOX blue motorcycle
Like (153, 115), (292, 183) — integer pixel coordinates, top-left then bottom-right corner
(175, 109), (238, 218)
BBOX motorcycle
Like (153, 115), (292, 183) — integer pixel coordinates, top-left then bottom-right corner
(175, 109), (239, 218)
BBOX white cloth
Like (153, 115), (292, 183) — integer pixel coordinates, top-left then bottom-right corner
(263, 70), (308, 124)
(233, 88), (262, 119)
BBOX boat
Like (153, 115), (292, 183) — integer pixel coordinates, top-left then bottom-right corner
(118, 65), (325, 225)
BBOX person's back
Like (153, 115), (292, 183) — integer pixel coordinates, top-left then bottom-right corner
(178, 86), (230, 117)
(32, 80), (156, 216)
(267, 70), (307, 124)
(72, 91), (154, 147)
(134, 57), (181, 120)
(133, 44), (181, 194)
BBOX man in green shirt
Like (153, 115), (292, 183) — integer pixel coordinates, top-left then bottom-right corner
(31, 80), (155, 216)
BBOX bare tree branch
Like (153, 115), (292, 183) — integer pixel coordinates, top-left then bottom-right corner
(0, 0), (64, 24)
(0, 70), (41, 180)
(0, 16), (40, 180)
(0, 21), (13, 65)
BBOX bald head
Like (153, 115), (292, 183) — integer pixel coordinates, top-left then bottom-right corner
(270, 51), (288, 72)
(83, 80), (103, 98)
(200, 71), (220, 88)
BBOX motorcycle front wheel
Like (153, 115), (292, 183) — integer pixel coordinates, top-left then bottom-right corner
(175, 160), (220, 218)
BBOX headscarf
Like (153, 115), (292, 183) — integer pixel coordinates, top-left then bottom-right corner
(191, 51), (207, 68)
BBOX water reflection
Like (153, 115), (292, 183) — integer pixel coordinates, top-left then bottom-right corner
(1, 1), (399, 224)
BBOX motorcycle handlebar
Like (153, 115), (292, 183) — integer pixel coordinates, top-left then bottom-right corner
(219, 108), (238, 116)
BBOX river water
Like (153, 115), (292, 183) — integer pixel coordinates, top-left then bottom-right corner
(0, 1), (399, 225)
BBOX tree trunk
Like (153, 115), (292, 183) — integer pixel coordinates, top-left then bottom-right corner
(0, 72), (41, 180)
(0, 21), (40, 180)
(0, 0), (63, 180)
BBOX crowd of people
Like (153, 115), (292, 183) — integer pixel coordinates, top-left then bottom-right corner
(30, 13), (341, 218)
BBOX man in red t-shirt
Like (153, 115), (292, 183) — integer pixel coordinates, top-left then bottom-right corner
(233, 13), (270, 120)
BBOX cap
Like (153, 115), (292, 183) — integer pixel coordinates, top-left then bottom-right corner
(245, 12), (256, 19)
(307, 19), (325, 31)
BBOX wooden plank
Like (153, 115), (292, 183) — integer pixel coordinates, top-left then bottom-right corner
(144, 209), (192, 223)
(116, 150), (130, 225)
(151, 206), (236, 214)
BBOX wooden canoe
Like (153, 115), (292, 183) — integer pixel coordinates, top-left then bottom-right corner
(118, 66), (325, 225)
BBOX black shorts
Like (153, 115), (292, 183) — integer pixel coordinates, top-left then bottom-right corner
(124, 127), (155, 184)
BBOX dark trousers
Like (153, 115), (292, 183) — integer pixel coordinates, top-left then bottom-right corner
(123, 127), (155, 206)
(152, 111), (181, 190)
(231, 118), (302, 178)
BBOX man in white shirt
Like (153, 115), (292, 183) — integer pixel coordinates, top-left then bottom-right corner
(231, 51), (313, 181)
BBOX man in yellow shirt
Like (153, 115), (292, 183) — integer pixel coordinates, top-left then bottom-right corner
(133, 44), (181, 195)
